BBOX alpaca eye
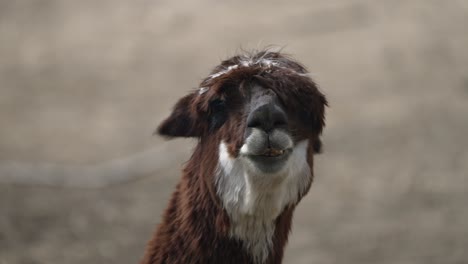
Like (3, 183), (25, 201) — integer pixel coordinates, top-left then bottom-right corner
(210, 99), (226, 112)
(209, 99), (227, 131)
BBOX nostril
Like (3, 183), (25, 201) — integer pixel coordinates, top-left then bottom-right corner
(247, 119), (261, 128)
(272, 110), (288, 128)
(273, 120), (287, 127)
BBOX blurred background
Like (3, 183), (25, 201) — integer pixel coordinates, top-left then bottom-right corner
(1, 0), (468, 263)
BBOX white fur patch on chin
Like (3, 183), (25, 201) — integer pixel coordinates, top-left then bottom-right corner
(215, 140), (312, 264)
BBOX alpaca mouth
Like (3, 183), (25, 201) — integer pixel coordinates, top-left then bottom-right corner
(245, 148), (292, 174)
(257, 148), (288, 157)
(248, 147), (292, 164)
(239, 129), (294, 173)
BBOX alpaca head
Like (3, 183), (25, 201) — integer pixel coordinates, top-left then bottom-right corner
(158, 50), (326, 188)
(159, 49), (327, 195)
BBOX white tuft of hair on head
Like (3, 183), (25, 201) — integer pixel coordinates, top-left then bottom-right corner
(207, 54), (308, 82)
(199, 87), (209, 94)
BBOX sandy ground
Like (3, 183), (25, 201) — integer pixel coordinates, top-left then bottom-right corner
(1, 0), (468, 263)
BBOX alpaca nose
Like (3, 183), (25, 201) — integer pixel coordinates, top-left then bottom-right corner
(247, 103), (288, 133)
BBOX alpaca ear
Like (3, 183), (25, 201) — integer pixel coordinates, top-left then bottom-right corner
(306, 91), (328, 134)
(312, 137), (323, 154)
(299, 92), (327, 135)
(312, 93), (328, 134)
(157, 93), (206, 138)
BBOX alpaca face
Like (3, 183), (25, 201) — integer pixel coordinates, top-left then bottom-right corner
(217, 82), (315, 180)
(213, 80), (323, 214)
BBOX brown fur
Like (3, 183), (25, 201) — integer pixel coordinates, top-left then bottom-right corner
(141, 50), (327, 264)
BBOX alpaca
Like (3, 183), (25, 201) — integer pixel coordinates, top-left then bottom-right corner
(141, 50), (327, 264)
